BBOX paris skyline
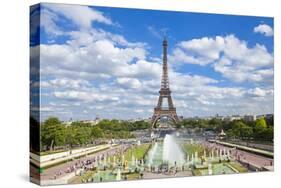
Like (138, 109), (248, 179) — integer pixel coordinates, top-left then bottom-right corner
(30, 3), (274, 121)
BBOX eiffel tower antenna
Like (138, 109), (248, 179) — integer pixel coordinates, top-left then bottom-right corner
(151, 38), (180, 129)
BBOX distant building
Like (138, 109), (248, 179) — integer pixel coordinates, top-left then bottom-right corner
(215, 114), (224, 120)
(128, 118), (150, 122)
(64, 120), (74, 127)
(256, 114), (265, 119)
(223, 115), (242, 122)
(81, 119), (101, 125)
(80, 116), (102, 125)
(62, 118), (74, 127)
(63, 116), (102, 126)
(265, 114), (273, 120)
(243, 115), (256, 122)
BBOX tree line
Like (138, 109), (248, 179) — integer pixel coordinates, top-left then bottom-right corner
(38, 115), (273, 151)
(40, 117), (149, 151)
(181, 116), (273, 141)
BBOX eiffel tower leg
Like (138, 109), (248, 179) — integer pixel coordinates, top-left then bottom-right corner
(151, 114), (159, 130)
(167, 96), (174, 109)
(157, 96), (163, 108)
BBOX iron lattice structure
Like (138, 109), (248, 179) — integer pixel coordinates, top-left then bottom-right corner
(151, 38), (180, 129)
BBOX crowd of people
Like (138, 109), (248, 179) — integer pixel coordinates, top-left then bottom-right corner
(52, 144), (132, 180)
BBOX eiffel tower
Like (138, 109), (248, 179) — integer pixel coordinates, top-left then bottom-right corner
(151, 38), (180, 129)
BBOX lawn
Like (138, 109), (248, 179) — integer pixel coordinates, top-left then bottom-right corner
(228, 162), (248, 173)
(109, 143), (151, 162)
(124, 144), (151, 161)
(182, 143), (206, 157)
(126, 172), (141, 180)
(68, 170), (96, 184)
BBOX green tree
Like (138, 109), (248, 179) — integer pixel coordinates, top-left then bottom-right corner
(254, 118), (267, 140)
(263, 126), (273, 141)
(91, 126), (103, 138)
(65, 126), (79, 148)
(41, 117), (66, 150)
(74, 126), (91, 145)
(240, 124), (253, 140)
(229, 120), (253, 140)
(209, 118), (222, 131)
(256, 118), (267, 129)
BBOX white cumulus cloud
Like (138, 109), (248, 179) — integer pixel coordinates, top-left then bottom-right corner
(171, 35), (273, 83)
(254, 24), (273, 37)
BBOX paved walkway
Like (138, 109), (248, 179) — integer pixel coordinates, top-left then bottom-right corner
(38, 145), (130, 182)
(30, 144), (115, 168)
(143, 171), (192, 179)
(205, 142), (273, 170)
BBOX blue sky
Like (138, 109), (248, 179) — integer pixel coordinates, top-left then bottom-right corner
(30, 3), (274, 121)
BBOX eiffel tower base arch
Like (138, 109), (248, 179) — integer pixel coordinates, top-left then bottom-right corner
(151, 108), (180, 129)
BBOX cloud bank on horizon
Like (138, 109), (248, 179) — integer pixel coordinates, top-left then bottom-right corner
(30, 3), (274, 121)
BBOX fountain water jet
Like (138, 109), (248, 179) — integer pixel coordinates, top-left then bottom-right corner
(208, 163), (213, 175)
(162, 134), (185, 166)
(131, 155), (135, 166)
(116, 169), (121, 181)
(147, 142), (159, 165)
